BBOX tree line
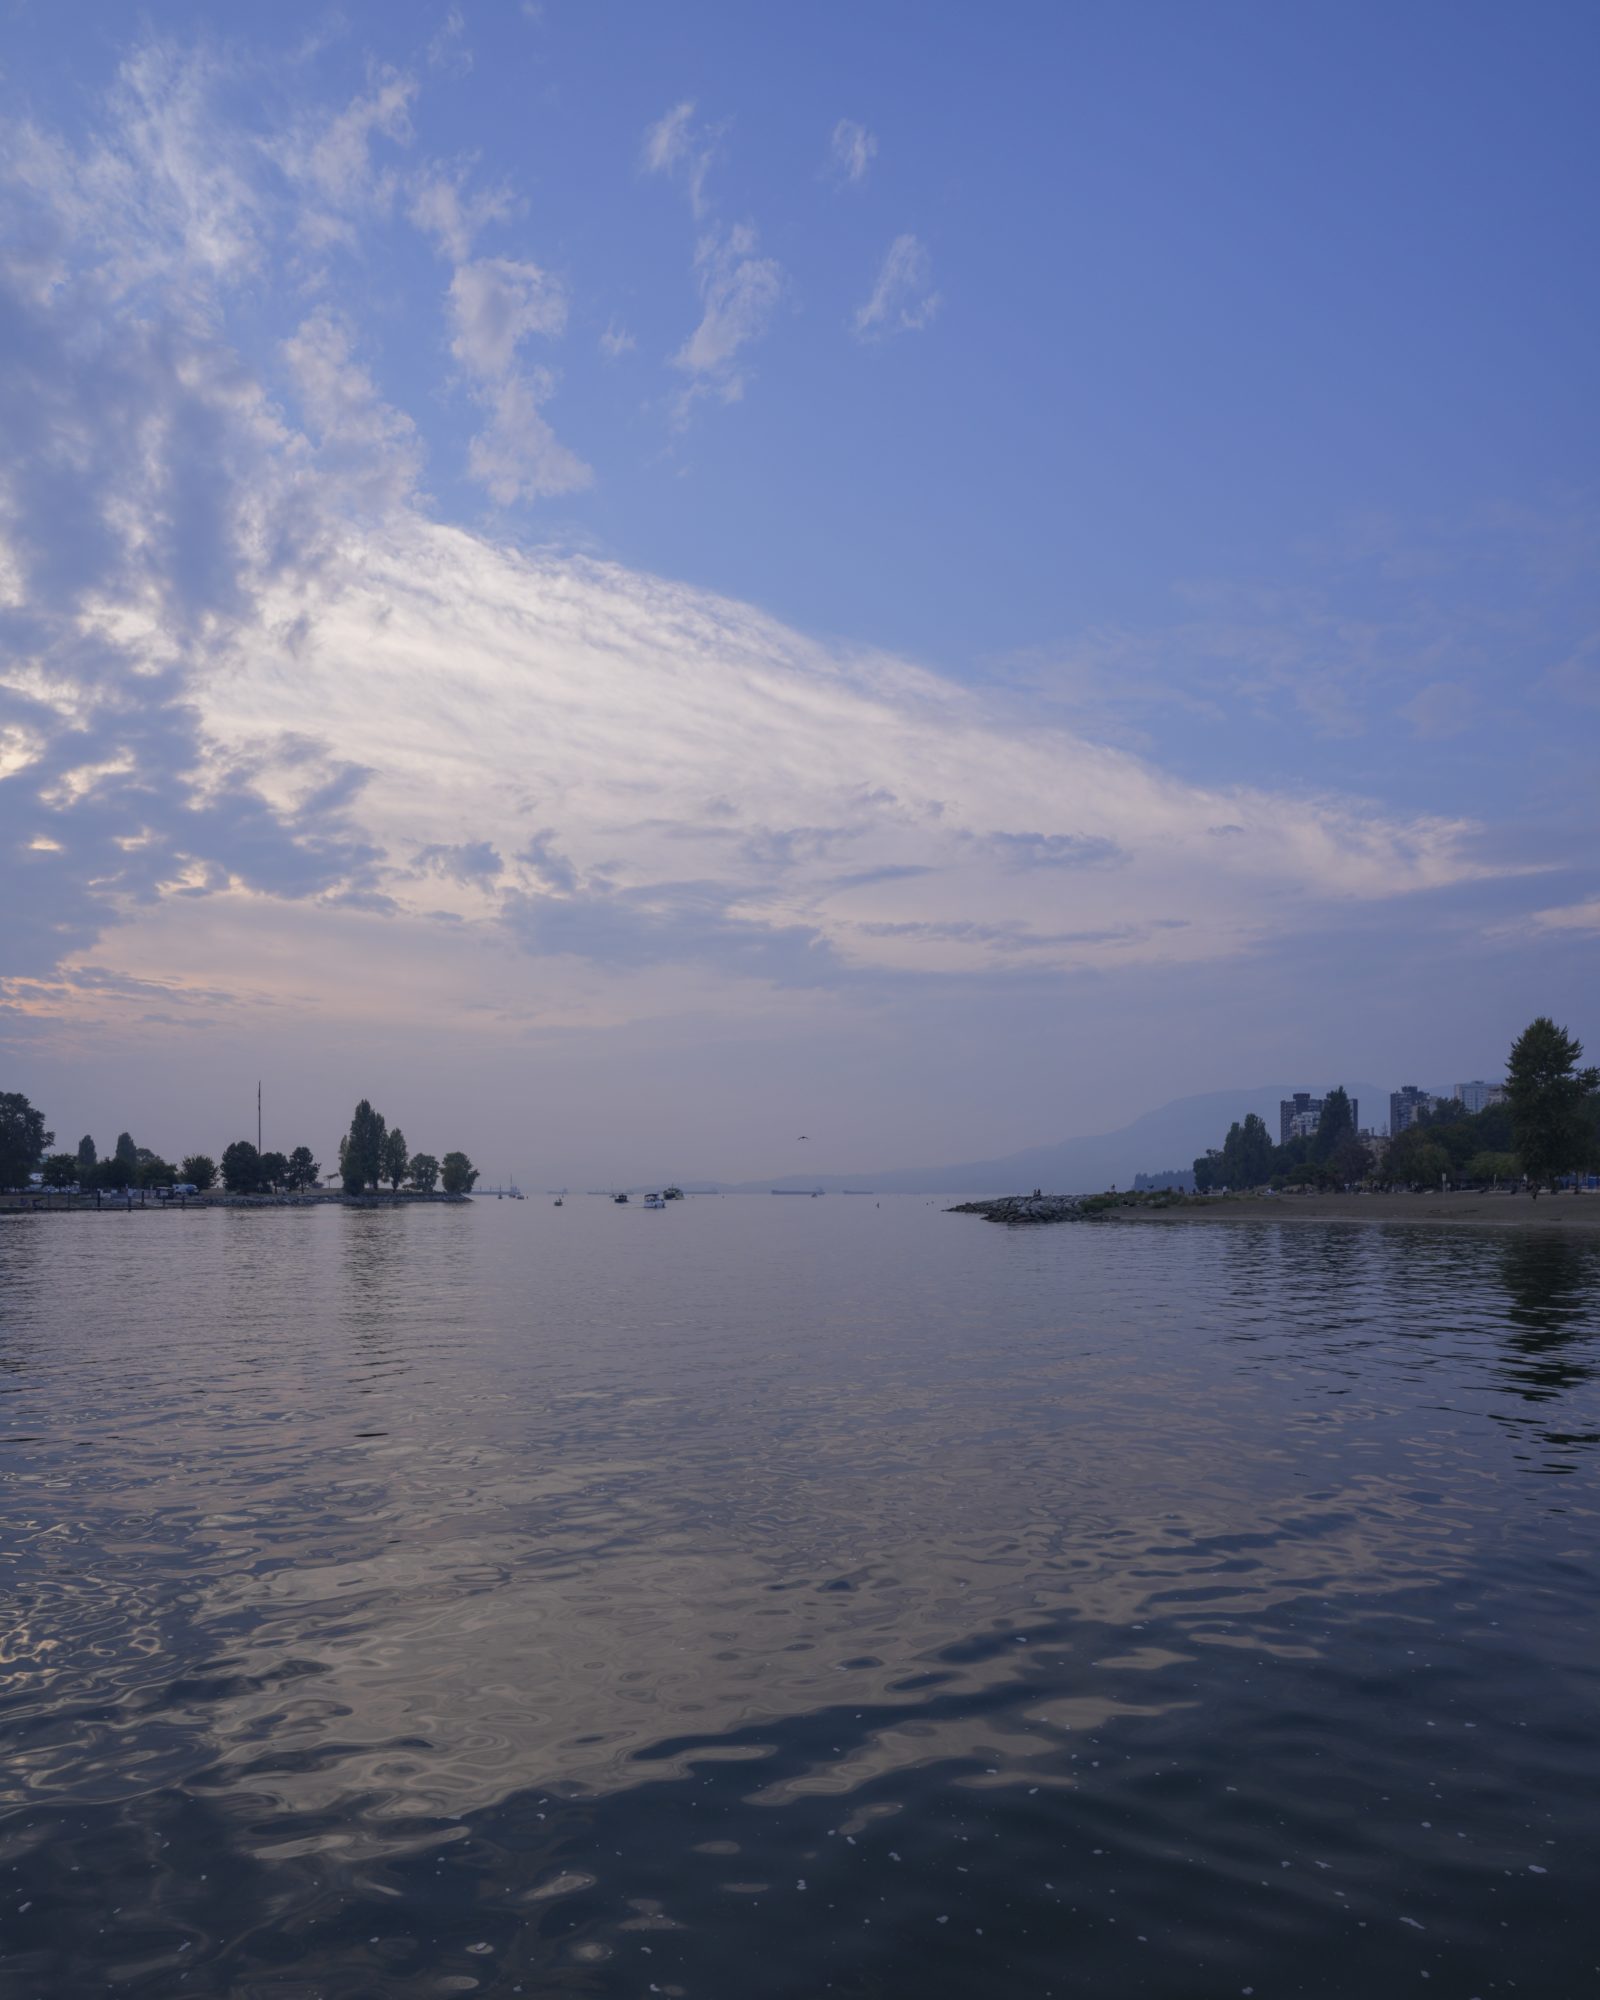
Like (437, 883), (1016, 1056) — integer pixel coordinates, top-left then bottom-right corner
(0, 1092), (477, 1198)
(334, 1097), (477, 1196)
(1192, 1019), (1600, 1195)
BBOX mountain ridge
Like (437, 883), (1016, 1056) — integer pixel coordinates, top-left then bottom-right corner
(714, 1081), (1396, 1195)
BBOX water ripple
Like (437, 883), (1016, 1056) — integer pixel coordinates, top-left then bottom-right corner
(1, 1200), (1597, 1995)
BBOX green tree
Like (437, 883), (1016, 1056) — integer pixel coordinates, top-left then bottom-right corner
(135, 1155), (178, 1189)
(285, 1146), (320, 1191)
(258, 1150), (289, 1192)
(1237, 1112), (1273, 1186)
(1312, 1086), (1355, 1162)
(76, 1134), (97, 1173)
(0, 1092), (55, 1188)
(381, 1126), (409, 1192)
(113, 1131), (138, 1172)
(1465, 1150), (1520, 1187)
(40, 1152), (80, 1186)
(342, 1099), (386, 1194)
(221, 1139), (263, 1193)
(181, 1154), (217, 1191)
(1506, 1018), (1600, 1193)
(1385, 1129), (1451, 1186)
(440, 1150), (478, 1195)
(98, 1153), (132, 1191)
(408, 1151), (440, 1192)
(1329, 1134), (1372, 1185)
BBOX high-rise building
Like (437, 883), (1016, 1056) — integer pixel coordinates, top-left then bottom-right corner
(1456, 1080), (1507, 1114)
(1280, 1093), (1321, 1145)
(1390, 1085), (1436, 1136)
(1280, 1091), (1359, 1146)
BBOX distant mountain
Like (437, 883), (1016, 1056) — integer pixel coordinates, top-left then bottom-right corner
(731, 1083), (1391, 1196)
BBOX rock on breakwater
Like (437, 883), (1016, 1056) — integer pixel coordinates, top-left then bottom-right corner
(946, 1193), (1090, 1226)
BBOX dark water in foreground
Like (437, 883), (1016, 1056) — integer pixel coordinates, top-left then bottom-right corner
(2, 1199), (1598, 1999)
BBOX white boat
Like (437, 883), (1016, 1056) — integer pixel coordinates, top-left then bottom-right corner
(643, 1192), (666, 1209)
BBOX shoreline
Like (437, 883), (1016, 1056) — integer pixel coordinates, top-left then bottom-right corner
(0, 1191), (472, 1215)
(1102, 1190), (1600, 1231)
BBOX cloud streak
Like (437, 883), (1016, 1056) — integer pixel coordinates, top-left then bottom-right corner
(855, 233), (940, 339)
(644, 101), (786, 418)
(828, 119), (877, 186)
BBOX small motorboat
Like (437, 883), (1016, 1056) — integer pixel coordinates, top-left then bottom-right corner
(643, 1192), (666, 1209)
(662, 1185), (685, 1200)
(553, 1197), (563, 1207)
(613, 1192), (629, 1204)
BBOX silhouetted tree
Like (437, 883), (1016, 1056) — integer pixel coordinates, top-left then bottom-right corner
(0, 1092), (54, 1189)
(76, 1134), (97, 1172)
(134, 1155), (178, 1189)
(381, 1126), (409, 1192)
(1313, 1086), (1355, 1161)
(342, 1099), (386, 1194)
(181, 1155), (217, 1191)
(113, 1131), (138, 1171)
(221, 1139), (263, 1193)
(408, 1151), (440, 1193)
(285, 1146), (320, 1191)
(1328, 1134), (1372, 1186)
(440, 1150), (478, 1195)
(258, 1150), (289, 1192)
(40, 1152), (80, 1187)
(1220, 1112), (1273, 1187)
(1507, 1018), (1600, 1193)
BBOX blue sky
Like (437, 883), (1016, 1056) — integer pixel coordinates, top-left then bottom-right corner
(1, 2), (1597, 1178)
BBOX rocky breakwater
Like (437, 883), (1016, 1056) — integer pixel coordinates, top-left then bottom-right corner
(946, 1193), (1090, 1226)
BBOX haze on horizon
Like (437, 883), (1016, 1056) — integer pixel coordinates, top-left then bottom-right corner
(2, 2), (1597, 1187)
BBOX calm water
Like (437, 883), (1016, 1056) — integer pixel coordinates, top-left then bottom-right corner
(2, 1198), (1598, 1999)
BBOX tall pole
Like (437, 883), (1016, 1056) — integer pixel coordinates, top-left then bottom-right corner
(257, 1080), (262, 1155)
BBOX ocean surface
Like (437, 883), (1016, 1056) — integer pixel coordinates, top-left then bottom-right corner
(2, 1196), (1598, 1998)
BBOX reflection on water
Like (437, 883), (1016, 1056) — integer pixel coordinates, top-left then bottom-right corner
(1, 1201), (1597, 1996)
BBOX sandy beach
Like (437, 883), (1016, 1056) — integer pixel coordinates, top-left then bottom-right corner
(1106, 1190), (1600, 1230)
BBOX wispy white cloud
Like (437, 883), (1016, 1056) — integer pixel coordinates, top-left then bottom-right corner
(855, 233), (940, 339)
(445, 258), (590, 500)
(464, 373), (592, 503)
(196, 518), (1510, 1010)
(828, 118), (877, 186)
(643, 101), (785, 419)
(449, 257), (568, 375)
(1527, 897), (1600, 936)
(285, 66), (416, 241)
(672, 225), (785, 409)
(283, 311), (423, 517)
(2, 41), (264, 301)
(599, 320), (636, 359)
(427, 7), (473, 77)
(642, 100), (716, 219)
(409, 163), (516, 261)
